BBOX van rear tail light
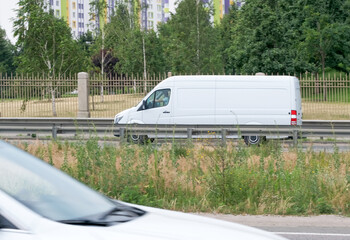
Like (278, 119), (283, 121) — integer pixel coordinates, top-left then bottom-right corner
(291, 110), (297, 125)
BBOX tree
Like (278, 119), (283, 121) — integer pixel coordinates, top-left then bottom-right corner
(13, 0), (86, 116)
(104, 3), (143, 75)
(219, 6), (238, 74)
(298, 1), (350, 76)
(0, 27), (16, 73)
(144, 30), (166, 74)
(159, 0), (222, 74)
(225, 0), (302, 74)
(14, 0), (85, 75)
(77, 31), (95, 59)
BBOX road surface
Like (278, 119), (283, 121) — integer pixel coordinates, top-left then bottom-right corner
(198, 214), (350, 240)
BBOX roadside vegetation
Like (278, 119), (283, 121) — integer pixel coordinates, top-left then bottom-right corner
(16, 138), (350, 216)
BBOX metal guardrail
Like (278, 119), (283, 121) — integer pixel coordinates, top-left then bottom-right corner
(0, 118), (115, 139)
(0, 118), (349, 145)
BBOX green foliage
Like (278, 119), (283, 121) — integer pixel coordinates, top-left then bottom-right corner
(24, 138), (350, 215)
(299, 1), (350, 75)
(159, 0), (223, 74)
(316, 197), (334, 214)
(10, 0), (350, 76)
(222, 0), (350, 74)
(225, 0), (300, 74)
(0, 27), (16, 73)
(13, 0), (87, 75)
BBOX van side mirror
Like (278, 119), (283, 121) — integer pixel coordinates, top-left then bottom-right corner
(142, 100), (146, 110)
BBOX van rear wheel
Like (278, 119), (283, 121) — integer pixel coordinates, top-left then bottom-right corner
(243, 136), (265, 146)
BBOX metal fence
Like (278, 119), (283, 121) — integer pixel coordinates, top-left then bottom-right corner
(1, 73), (349, 119)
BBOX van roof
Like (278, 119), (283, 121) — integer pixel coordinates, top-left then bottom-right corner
(155, 75), (299, 89)
(166, 75), (297, 83)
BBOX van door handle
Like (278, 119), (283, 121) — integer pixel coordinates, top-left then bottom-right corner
(163, 111), (170, 114)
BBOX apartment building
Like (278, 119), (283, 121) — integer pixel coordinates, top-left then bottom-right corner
(140, 0), (170, 31)
(46, 0), (242, 37)
(110, 0), (170, 31)
(47, 0), (93, 37)
(213, 0), (244, 24)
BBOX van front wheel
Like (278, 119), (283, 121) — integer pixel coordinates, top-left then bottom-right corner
(127, 135), (148, 144)
(243, 136), (265, 146)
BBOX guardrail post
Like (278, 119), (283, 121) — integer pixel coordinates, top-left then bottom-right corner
(120, 128), (125, 143)
(52, 124), (57, 139)
(187, 128), (193, 139)
(293, 129), (298, 147)
(221, 129), (227, 146)
(77, 72), (90, 118)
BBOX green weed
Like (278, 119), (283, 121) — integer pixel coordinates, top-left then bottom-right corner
(16, 139), (350, 215)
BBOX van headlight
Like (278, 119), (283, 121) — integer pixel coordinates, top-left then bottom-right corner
(114, 116), (123, 124)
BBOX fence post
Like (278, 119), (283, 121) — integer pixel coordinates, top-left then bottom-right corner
(167, 72), (172, 78)
(77, 72), (90, 118)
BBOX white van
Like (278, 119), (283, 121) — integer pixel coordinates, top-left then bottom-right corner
(114, 75), (302, 144)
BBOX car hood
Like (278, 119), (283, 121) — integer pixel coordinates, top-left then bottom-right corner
(34, 205), (285, 240)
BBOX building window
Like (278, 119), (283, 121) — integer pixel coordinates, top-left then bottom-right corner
(56, 10), (60, 16)
(157, 5), (161, 11)
(50, 0), (53, 5)
(56, 0), (59, 6)
(73, 12), (76, 18)
(72, 2), (76, 9)
(147, 12), (153, 19)
(72, 21), (76, 28)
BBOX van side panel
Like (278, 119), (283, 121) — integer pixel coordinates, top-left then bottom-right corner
(215, 79), (292, 125)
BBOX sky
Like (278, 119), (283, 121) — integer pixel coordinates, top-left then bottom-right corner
(0, 0), (18, 44)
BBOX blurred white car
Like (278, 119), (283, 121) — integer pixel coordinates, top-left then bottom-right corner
(0, 140), (286, 240)
(69, 89), (78, 94)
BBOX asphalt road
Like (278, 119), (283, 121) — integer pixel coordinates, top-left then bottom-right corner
(199, 214), (350, 240)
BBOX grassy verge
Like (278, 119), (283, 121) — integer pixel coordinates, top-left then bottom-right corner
(16, 138), (350, 215)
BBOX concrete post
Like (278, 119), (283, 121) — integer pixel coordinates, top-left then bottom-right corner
(77, 72), (90, 118)
(167, 72), (172, 78)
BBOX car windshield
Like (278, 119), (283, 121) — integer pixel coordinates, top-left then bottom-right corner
(0, 141), (116, 222)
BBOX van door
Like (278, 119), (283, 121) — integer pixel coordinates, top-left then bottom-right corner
(295, 79), (303, 125)
(142, 89), (172, 124)
(173, 81), (216, 124)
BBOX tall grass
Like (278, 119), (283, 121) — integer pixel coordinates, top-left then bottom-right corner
(17, 139), (350, 215)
